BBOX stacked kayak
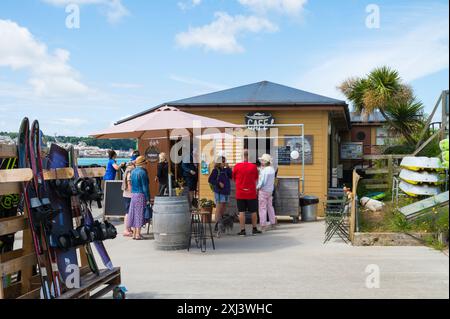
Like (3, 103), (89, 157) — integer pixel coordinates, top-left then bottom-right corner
(399, 156), (443, 197)
(398, 181), (441, 197)
(400, 156), (443, 172)
(440, 138), (449, 169)
(399, 169), (443, 185)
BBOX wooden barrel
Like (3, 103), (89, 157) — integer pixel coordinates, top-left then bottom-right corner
(152, 196), (191, 250)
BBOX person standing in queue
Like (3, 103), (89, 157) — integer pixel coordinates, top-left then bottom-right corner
(156, 152), (169, 196)
(256, 154), (277, 231)
(208, 156), (232, 236)
(232, 149), (262, 236)
(103, 150), (120, 181)
(181, 150), (198, 208)
(130, 150), (140, 162)
(127, 156), (150, 240)
(121, 161), (135, 237)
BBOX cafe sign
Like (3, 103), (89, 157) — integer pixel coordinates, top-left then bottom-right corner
(245, 112), (275, 131)
(145, 146), (160, 163)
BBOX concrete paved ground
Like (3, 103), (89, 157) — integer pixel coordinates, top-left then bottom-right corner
(100, 219), (449, 299)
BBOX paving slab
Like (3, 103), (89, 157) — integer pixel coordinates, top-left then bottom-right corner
(98, 219), (449, 299)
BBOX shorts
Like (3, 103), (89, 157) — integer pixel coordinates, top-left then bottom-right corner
(123, 197), (131, 214)
(214, 193), (229, 204)
(236, 199), (258, 213)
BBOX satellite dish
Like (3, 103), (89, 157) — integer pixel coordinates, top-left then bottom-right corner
(291, 150), (300, 160)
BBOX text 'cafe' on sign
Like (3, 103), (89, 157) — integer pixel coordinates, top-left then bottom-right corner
(245, 112), (275, 131)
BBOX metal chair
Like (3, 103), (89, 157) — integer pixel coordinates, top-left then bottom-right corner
(324, 197), (351, 244)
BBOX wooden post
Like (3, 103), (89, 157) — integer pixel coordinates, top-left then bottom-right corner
(442, 90), (448, 140)
(350, 170), (361, 243)
(387, 155), (393, 191)
(166, 130), (173, 196)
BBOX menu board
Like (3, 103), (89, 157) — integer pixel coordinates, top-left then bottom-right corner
(278, 146), (291, 165)
(340, 142), (364, 160)
(103, 181), (126, 218)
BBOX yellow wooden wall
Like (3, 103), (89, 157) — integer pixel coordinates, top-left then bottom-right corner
(188, 109), (330, 216)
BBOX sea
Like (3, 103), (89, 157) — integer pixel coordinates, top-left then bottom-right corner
(77, 158), (129, 167)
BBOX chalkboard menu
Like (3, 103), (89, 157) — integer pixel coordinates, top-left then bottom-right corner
(103, 181), (126, 218)
(278, 146), (291, 165)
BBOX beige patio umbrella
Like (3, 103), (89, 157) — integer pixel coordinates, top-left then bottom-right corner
(91, 106), (240, 195)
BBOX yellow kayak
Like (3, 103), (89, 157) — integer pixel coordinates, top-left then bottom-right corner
(400, 157), (443, 172)
(399, 181), (441, 197)
(399, 168), (443, 185)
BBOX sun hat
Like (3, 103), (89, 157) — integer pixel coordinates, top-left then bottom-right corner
(259, 154), (273, 164)
(135, 156), (147, 166)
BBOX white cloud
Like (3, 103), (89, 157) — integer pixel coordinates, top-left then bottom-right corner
(0, 19), (90, 97)
(178, 0), (202, 11)
(175, 12), (278, 53)
(296, 18), (449, 100)
(238, 0), (307, 15)
(111, 83), (144, 89)
(42, 0), (129, 23)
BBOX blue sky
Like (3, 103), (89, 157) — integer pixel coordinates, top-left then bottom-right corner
(0, 0), (448, 136)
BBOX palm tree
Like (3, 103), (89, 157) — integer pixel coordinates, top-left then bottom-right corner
(384, 98), (424, 145)
(339, 66), (418, 144)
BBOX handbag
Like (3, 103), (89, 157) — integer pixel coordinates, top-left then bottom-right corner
(144, 204), (153, 221)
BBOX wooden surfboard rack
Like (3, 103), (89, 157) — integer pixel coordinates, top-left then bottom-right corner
(0, 143), (120, 299)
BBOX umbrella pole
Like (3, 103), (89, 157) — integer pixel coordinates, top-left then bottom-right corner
(167, 129), (173, 197)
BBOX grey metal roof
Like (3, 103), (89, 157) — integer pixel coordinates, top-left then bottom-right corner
(167, 81), (346, 106)
(350, 111), (386, 123)
(117, 81), (349, 125)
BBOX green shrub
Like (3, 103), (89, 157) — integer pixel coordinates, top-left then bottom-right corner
(383, 144), (415, 154)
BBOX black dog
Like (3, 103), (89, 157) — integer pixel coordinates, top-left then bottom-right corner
(215, 213), (236, 236)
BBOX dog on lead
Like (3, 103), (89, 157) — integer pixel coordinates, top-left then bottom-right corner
(215, 213), (236, 237)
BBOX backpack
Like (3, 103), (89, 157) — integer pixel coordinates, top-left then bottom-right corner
(209, 168), (221, 192)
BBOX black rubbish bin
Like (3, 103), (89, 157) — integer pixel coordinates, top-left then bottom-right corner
(300, 195), (319, 222)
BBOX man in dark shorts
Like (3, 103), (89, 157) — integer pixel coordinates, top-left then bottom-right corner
(232, 149), (262, 236)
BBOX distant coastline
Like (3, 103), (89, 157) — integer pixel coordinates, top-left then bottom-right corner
(78, 157), (129, 167)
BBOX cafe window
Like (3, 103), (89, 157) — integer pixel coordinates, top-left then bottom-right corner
(376, 127), (388, 145)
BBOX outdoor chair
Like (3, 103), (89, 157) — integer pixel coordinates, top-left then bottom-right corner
(323, 197), (351, 244)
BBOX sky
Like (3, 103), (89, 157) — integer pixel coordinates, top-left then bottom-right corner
(0, 0), (448, 137)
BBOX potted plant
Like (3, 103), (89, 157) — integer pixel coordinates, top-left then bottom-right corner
(199, 198), (216, 223)
(199, 198), (215, 213)
(175, 178), (185, 196)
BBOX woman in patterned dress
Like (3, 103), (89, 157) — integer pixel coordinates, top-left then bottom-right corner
(127, 156), (150, 240)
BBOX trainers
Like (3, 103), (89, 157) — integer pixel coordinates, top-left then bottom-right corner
(252, 228), (262, 235)
(237, 230), (246, 237)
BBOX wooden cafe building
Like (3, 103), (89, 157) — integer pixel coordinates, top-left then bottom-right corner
(107, 81), (352, 217)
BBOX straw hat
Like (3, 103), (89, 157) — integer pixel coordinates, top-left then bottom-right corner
(259, 154), (273, 164)
(135, 156), (147, 166)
